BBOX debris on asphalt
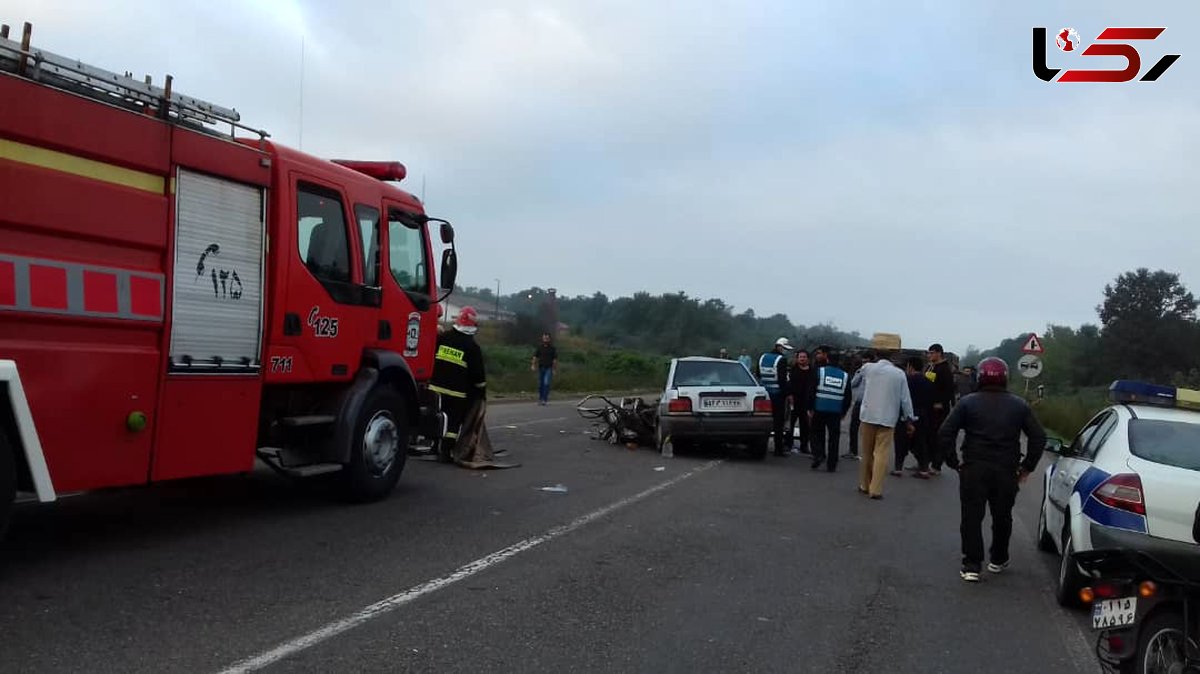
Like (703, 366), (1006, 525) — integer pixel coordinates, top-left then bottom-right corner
(653, 466), (666, 472)
(502, 425), (518, 429)
(539, 484), (569, 494)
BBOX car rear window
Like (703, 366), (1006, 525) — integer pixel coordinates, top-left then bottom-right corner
(1127, 419), (1200, 471)
(673, 361), (756, 387)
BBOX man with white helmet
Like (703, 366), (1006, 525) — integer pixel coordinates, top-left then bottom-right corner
(755, 337), (794, 457)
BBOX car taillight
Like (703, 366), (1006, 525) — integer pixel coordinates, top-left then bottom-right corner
(1093, 473), (1146, 516)
(753, 397), (772, 414)
(668, 397), (692, 414)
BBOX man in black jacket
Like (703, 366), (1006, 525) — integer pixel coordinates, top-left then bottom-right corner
(895, 357), (934, 478)
(789, 349), (815, 454)
(939, 357), (1047, 582)
(925, 343), (957, 474)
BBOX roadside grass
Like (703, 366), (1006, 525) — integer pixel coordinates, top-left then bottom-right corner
(478, 331), (669, 397)
(1029, 386), (1108, 440)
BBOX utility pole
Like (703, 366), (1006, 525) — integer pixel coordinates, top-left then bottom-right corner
(298, 36), (305, 151)
(494, 278), (501, 319)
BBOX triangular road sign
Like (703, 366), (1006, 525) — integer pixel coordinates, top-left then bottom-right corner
(1022, 333), (1045, 355)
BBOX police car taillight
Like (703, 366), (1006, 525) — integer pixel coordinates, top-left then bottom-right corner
(1092, 473), (1146, 516)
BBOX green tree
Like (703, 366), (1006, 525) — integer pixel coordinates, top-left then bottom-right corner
(1098, 269), (1199, 382)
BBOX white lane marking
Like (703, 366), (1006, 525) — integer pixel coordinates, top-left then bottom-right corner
(1012, 510), (1095, 673)
(216, 459), (722, 674)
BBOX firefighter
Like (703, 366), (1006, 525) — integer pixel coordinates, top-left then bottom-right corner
(938, 357), (1046, 582)
(430, 306), (488, 462)
(756, 338), (793, 457)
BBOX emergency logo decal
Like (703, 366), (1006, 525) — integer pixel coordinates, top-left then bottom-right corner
(404, 311), (421, 358)
(195, 244), (244, 300)
(307, 306), (339, 338)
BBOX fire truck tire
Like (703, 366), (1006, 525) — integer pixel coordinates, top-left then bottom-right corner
(0, 426), (15, 541)
(336, 387), (408, 503)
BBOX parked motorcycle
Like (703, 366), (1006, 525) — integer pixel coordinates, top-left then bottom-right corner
(1075, 502), (1200, 674)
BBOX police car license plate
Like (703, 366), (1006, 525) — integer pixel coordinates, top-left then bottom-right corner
(1092, 597), (1137, 630)
(701, 397), (741, 410)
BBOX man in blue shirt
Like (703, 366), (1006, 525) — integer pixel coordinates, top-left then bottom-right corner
(737, 348), (753, 373)
(857, 350), (916, 499)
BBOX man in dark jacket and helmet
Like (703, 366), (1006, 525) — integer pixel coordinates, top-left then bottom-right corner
(938, 357), (1047, 583)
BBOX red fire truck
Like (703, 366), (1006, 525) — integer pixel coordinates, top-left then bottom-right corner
(0, 23), (458, 538)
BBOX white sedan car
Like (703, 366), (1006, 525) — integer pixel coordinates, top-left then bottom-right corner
(1038, 380), (1200, 606)
(656, 357), (774, 459)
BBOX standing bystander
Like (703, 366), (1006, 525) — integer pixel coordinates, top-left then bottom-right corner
(531, 332), (558, 406)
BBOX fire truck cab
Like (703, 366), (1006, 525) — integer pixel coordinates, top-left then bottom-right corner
(0, 23), (456, 538)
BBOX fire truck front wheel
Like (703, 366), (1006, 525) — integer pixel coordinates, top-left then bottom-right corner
(0, 427), (15, 541)
(337, 387), (409, 503)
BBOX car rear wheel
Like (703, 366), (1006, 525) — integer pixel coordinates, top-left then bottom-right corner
(1056, 527), (1084, 607)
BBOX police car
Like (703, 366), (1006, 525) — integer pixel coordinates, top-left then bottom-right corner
(1038, 380), (1200, 606)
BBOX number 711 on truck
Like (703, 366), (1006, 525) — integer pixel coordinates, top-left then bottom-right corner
(0, 22), (460, 538)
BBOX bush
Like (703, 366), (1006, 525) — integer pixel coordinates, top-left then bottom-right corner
(1032, 388), (1107, 439)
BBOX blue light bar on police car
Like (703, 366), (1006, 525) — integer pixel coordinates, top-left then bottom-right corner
(1108, 380), (1200, 410)
(1109, 380), (1176, 407)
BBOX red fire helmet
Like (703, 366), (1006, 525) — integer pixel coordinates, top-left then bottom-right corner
(456, 306), (478, 328)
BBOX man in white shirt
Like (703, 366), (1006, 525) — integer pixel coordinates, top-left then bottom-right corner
(857, 351), (916, 499)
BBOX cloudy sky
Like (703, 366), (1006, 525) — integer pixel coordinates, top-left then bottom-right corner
(16, 0), (1199, 352)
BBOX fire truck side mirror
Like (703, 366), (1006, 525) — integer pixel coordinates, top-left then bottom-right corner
(439, 221), (455, 245)
(439, 248), (458, 290)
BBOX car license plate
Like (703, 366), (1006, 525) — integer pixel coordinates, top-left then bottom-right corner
(701, 397), (741, 410)
(1092, 597), (1137, 630)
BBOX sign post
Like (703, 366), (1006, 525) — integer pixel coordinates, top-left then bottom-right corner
(1021, 333), (1045, 355)
(1018, 334), (1045, 400)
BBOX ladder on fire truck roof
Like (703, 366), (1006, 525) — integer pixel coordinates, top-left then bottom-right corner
(0, 21), (268, 140)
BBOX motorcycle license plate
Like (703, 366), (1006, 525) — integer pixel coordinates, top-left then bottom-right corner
(1092, 597), (1137, 630)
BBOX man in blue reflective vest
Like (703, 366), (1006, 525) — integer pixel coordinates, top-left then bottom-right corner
(755, 337), (793, 457)
(808, 346), (852, 472)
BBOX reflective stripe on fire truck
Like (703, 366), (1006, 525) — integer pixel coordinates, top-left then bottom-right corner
(0, 253), (164, 322)
(0, 360), (57, 502)
(0, 138), (166, 194)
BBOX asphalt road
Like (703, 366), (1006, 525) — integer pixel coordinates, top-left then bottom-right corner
(0, 399), (1102, 673)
